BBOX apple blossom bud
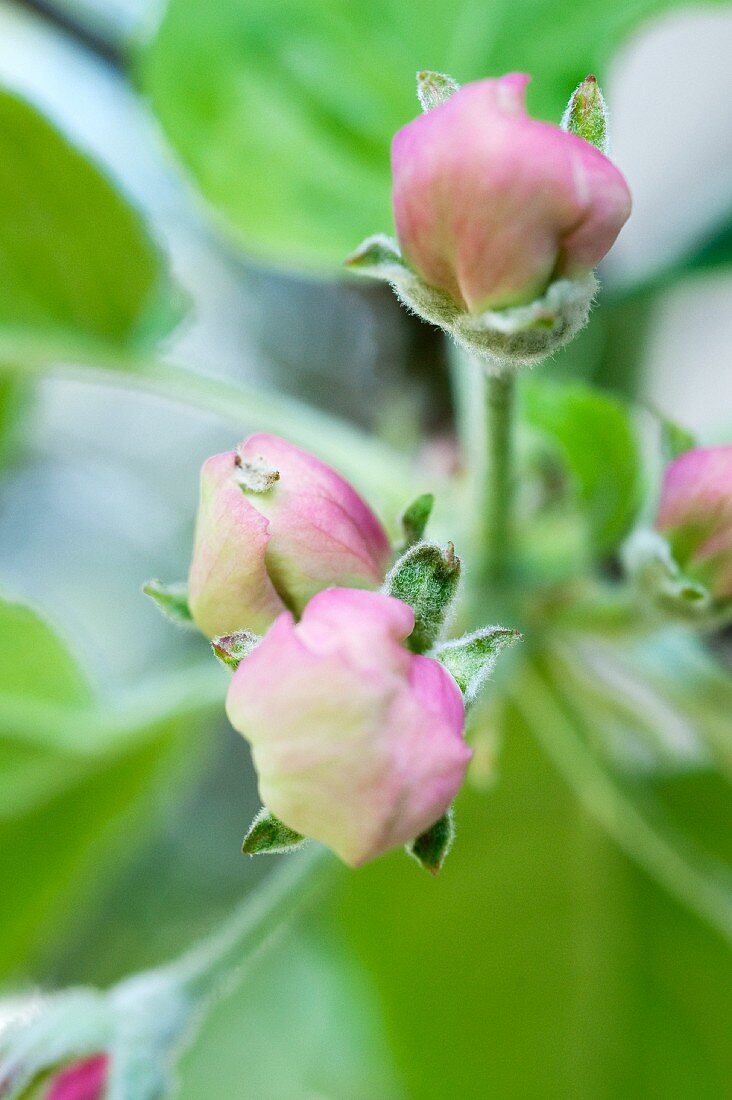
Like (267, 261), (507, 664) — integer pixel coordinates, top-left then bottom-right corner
(225, 588), (470, 867)
(392, 72), (629, 313)
(348, 71), (631, 366)
(188, 434), (392, 638)
(656, 446), (732, 599)
(46, 1053), (109, 1100)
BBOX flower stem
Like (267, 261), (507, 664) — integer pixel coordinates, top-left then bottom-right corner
(168, 846), (335, 1008)
(483, 370), (515, 583)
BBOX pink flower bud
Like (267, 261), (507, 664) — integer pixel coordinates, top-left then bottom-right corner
(392, 73), (631, 313)
(226, 588), (470, 866)
(656, 446), (732, 598)
(47, 1054), (109, 1100)
(188, 435), (392, 638)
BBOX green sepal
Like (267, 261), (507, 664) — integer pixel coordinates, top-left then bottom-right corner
(142, 579), (195, 628)
(416, 70), (460, 113)
(561, 74), (608, 153)
(385, 541), (460, 654)
(211, 630), (260, 670)
(344, 234), (408, 281)
(621, 529), (711, 617)
(660, 416), (697, 463)
(407, 809), (454, 875)
(435, 626), (522, 704)
(242, 807), (306, 856)
(399, 493), (434, 549)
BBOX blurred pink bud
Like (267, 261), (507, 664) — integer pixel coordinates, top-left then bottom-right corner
(392, 73), (631, 313)
(188, 435), (391, 637)
(656, 446), (732, 598)
(226, 588), (470, 866)
(47, 1054), (109, 1100)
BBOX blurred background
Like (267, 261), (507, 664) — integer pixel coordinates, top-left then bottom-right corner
(0, 0), (731, 1096)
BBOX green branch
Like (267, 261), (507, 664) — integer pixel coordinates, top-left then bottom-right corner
(0, 331), (417, 513)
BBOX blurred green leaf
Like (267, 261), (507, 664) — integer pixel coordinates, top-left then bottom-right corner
(0, 722), (204, 978)
(0, 594), (221, 973)
(331, 661), (732, 1097)
(0, 593), (94, 817)
(0, 593), (92, 708)
(0, 89), (179, 349)
(0, 377), (29, 473)
(659, 414), (697, 462)
(522, 378), (642, 554)
(178, 923), (402, 1099)
(139, 0), (724, 271)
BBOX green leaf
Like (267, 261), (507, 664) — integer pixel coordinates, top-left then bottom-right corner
(331, 668), (732, 1098)
(211, 630), (260, 670)
(0, 593), (220, 972)
(659, 414), (697, 462)
(416, 70), (460, 113)
(0, 377), (29, 473)
(435, 626), (521, 703)
(242, 807), (305, 855)
(621, 529), (712, 620)
(407, 809), (454, 875)
(399, 492), (434, 549)
(560, 74), (608, 153)
(522, 378), (642, 554)
(178, 923), (401, 1099)
(0, 89), (179, 349)
(143, 579), (195, 629)
(139, 0), (713, 271)
(385, 542), (460, 654)
(0, 593), (92, 709)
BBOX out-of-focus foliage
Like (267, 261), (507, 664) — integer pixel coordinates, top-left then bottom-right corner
(0, 88), (178, 349)
(0, 591), (219, 979)
(333, 669), (732, 1099)
(178, 923), (402, 1099)
(522, 379), (642, 555)
(139, 0), (728, 271)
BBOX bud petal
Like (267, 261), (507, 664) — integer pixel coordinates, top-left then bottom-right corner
(47, 1053), (109, 1100)
(188, 435), (392, 638)
(385, 541), (460, 653)
(656, 446), (732, 599)
(561, 74), (609, 154)
(225, 588), (470, 867)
